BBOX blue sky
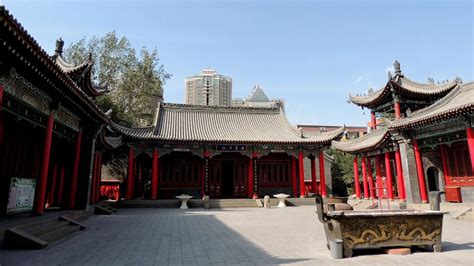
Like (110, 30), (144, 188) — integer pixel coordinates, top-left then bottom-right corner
(2, 0), (473, 126)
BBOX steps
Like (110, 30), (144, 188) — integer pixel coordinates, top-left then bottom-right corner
(118, 197), (321, 209)
(285, 197), (316, 206)
(209, 199), (259, 208)
(94, 202), (118, 215)
(3, 210), (90, 249)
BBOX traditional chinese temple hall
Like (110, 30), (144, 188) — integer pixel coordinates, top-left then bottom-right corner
(109, 103), (343, 200)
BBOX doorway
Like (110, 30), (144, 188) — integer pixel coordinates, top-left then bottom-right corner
(209, 153), (248, 198)
(427, 167), (439, 192)
(221, 160), (235, 197)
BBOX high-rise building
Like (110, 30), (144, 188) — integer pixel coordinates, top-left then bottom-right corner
(185, 69), (232, 106)
(232, 85), (285, 110)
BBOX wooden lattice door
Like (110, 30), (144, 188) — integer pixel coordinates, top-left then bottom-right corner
(209, 160), (222, 197)
(209, 157), (248, 198)
(233, 160), (248, 197)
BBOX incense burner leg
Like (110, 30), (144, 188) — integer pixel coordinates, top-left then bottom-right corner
(343, 247), (353, 258)
(433, 244), (442, 252)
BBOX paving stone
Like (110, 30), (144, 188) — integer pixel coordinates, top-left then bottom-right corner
(1, 206), (473, 265)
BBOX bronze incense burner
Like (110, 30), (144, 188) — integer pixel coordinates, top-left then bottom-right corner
(315, 195), (447, 258)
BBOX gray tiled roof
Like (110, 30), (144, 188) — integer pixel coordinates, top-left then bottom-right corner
(332, 81), (473, 153)
(389, 82), (474, 130)
(331, 129), (391, 153)
(349, 75), (460, 107)
(112, 103), (344, 144)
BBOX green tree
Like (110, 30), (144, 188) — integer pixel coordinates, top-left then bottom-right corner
(63, 31), (171, 126)
(326, 148), (356, 196)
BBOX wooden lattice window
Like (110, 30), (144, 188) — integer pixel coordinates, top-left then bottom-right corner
(159, 152), (202, 188)
(258, 153), (292, 187)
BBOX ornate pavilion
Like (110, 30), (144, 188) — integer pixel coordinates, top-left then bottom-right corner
(109, 103), (344, 199)
(332, 61), (473, 203)
(0, 6), (111, 216)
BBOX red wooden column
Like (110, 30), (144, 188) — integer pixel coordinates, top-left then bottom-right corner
(95, 153), (102, 202)
(57, 167), (65, 205)
(203, 150), (210, 198)
(353, 156), (361, 199)
(394, 101), (401, 120)
(69, 130), (82, 208)
(384, 152), (394, 200)
(367, 157), (375, 199)
(440, 145), (451, 187)
(48, 164), (58, 206)
(291, 156), (297, 197)
(252, 151), (258, 199)
(48, 165), (59, 206)
(151, 148), (160, 200)
(34, 112), (55, 215)
(361, 157), (369, 199)
(310, 155), (317, 194)
(247, 154), (254, 198)
(375, 155), (383, 198)
(247, 152), (258, 199)
(298, 151), (306, 198)
(90, 153), (99, 203)
(126, 146), (135, 200)
(413, 139), (428, 203)
(319, 151), (327, 197)
(466, 128), (474, 174)
(394, 148), (406, 201)
(371, 112), (377, 130)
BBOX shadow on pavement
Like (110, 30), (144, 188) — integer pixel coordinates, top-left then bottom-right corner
(442, 241), (474, 252)
(1, 208), (312, 265)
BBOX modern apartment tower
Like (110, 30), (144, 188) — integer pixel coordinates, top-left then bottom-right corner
(185, 69), (232, 106)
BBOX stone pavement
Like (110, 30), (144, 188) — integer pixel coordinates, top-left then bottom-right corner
(0, 206), (473, 265)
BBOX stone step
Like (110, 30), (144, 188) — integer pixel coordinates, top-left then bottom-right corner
(38, 223), (81, 243)
(119, 197), (318, 209)
(4, 228), (48, 249)
(2, 210), (90, 249)
(63, 210), (90, 222)
(18, 217), (63, 236)
(209, 199), (259, 208)
(5, 220), (81, 249)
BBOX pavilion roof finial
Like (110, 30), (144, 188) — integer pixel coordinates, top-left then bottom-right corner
(394, 60), (402, 75)
(55, 37), (64, 56)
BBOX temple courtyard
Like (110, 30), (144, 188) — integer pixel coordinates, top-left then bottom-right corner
(0, 206), (473, 265)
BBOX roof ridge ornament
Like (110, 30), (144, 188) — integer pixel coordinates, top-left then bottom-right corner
(394, 60), (402, 75)
(55, 37), (64, 56)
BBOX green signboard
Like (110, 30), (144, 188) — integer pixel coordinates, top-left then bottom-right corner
(7, 177), (36, 214)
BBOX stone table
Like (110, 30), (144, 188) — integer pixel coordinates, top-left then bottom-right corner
(273, 193), (289, 207)
(176, 194), (193, 209)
